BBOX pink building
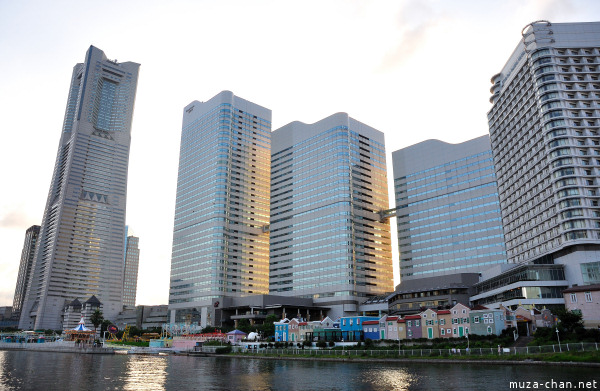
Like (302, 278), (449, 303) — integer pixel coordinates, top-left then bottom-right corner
(563, 284), (600, 328)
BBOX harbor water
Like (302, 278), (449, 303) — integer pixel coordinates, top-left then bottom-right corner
(0, 350), (598, 390)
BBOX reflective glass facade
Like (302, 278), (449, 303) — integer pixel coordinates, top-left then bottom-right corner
(393, 136), (507, 281)
(123, 235), (140, 307)
(169, 91), (271, 323)
(270, 113), (393, 311)
(19, 46), (140, 330)
(12, 225), (40, 321)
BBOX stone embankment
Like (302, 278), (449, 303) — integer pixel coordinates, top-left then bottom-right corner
(0, 341), (114, 354)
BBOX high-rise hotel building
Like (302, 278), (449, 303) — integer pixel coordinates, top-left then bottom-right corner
(270, 113), (393, 317)
(19, 46), (140, 330)
(169, 91), (271, 326)
(488, 21), (600, 287)
(12, 225), (40, 322)
(393, 136), (507, 282)
(123, 235), (140, 308)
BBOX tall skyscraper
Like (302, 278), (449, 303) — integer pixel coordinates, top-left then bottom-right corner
(393, 136), (507, 281)
(123, 235), (140, 307)
(169, 91), (271, 326)
(19, 46), (140, 330)
(11, 225), (40, 322)
(488, 21), (600, 286)
(270, 113), (393, 318)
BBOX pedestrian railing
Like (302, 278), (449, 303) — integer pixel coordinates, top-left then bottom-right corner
(241, 342), (599, 357)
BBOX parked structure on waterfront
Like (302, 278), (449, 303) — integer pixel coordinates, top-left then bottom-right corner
(488, 21), (600, 288)
(270, 113), (394, 319)
(169, 91), (272, 327)
(11, 225), (40, 322)
(19, 46), (140, 330)
(393, 136), (507, 282)
(123, 234), (140, 307)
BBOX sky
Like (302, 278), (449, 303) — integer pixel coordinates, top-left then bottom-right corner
(2, 0), (600, 307)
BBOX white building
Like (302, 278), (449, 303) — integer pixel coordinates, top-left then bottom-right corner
(19, 46), (140, 330)
(488, 21), (600, 287)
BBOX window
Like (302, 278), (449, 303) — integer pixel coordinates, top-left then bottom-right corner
(474, 316), (480, 324)
(570, 293), (577, 303)
(453, 328), (457, 335)
(441, 328), (445, 336)
(415, 320), (420, 327)
(407, 320), (412, 327)
(487, 326), (492, 335)
(585, 292), (593, 302)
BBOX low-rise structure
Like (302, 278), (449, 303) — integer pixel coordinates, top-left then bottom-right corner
(563, 284), (600, 328)
(362, 320), (380, 340)
(469, 306), (505, 336)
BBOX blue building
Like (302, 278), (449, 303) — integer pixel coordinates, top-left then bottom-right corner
(340, 316), (379, 341)
(362, 320), (380, 341)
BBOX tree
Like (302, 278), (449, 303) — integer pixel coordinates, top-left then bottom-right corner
(237, 319), (252, 333)
(556, 308), (584, 333)
(90, 310), (104, 335)
(100, 320), (112, 336)
(261, 314), (278, 339)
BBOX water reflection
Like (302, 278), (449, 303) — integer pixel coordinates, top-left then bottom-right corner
(363, 368), (416, 390)
(0, 351), (597, 391)
(123, 355), (167, 390)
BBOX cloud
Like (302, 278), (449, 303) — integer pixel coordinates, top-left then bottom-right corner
(378, 1), (442, 71)
(522, 0), (576, 20)
(0, 208), (34, 229)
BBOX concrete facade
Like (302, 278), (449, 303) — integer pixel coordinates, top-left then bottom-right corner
(563, 284), (600, 328)
(488, 21), (600, 288)
(19, 46), (140, 330)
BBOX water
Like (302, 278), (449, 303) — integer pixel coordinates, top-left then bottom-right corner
(0, 350), (598, 390)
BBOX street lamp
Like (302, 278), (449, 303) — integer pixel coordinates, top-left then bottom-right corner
(556, 327), (561, 352)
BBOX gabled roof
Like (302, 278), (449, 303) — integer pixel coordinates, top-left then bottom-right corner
(69, 298), (82, 307)
(404, 315), (421, 320)
(227, 329), (247, 335)
(471, 305), (489, 311)
(386, 316), (398, 321)
(437, 310), (451, 315)
(563, 284), (600, 293)
(84, 295), (102, 306)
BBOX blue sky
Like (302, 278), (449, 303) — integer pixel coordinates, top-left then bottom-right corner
(2, 0), (600, 306)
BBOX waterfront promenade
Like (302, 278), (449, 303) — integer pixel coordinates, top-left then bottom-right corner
(0, 341), (114, 354)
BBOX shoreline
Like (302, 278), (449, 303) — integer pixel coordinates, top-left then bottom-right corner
(219, 353), (600, 367)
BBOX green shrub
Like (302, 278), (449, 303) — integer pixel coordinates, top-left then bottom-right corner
(215, 346), (232, 354)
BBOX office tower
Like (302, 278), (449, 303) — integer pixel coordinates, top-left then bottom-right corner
(270, 113), (394, 318)
(123, 235), (140, 307)
(11, 225), (40, 321)
(393, 136), (507, 282)
(169, 91), (271, 326)
(19, 46), (140, 330)
(488, 21), (600, 286)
